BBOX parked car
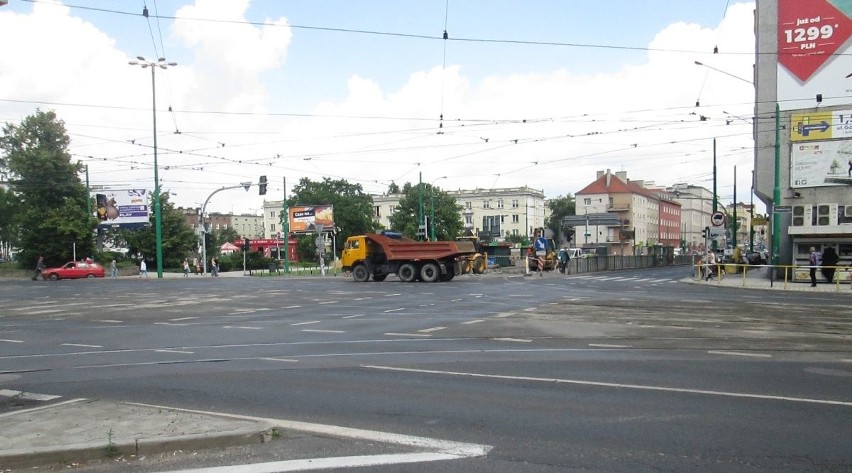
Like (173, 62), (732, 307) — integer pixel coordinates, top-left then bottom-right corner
(41, 261), (105, 280)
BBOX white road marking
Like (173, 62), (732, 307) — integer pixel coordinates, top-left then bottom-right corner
(342, 314), (365, 319)
(384, 293), (402, 297)
(353, 297), (371, 301)
(155, 349), (195, 354)
(0, 389), (61, 401)
(588, 343), (632, 348)
(61, 343), (102, 348)
(462, 319), (485, 325)
(257, 357), (299, 363)
(363, 365), (852, 407)
(419, 327), (446, 333)
(384, 308), (405, 313)
(17, 309), (64, 315)
(384, 333), (431, 338)
(707, 350), (772, 358)
(170, 316), (198, 322)
(492, 338), (532, 343)
(223, 326), (263, 330)
(93, 319), (122, 323)
(302, 329), (346, 334)
(131, 403), (491, 473)
(291, 321), (322, 326)
(493, 312), (514, 318)
(318, 301), (337, 305)
(0, 339), (24, 343)
(153, 322), (192, 326)
(283, 305), (302, 309)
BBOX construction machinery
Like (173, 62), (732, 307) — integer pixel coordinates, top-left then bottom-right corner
(341, 232), (477, 282)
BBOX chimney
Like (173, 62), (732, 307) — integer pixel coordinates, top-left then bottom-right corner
(616, 171), (627, 181)
(606, 169), (612, 187)
(596, 170), (605, 179)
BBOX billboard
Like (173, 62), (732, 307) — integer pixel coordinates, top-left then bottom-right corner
(289, 205), (334, 233)
(790, 140), (852, 187)
(777, 0), (852, 110)
(91, 189), (150, 227)
(790, 109), (852, 141)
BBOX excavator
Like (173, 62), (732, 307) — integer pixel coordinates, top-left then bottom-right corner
(456, 235), (488, 274)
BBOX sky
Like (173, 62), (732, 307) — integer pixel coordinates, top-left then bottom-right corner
(0, 0), (759, 216)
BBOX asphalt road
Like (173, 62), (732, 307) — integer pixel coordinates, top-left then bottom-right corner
(1, 267), (850, 472)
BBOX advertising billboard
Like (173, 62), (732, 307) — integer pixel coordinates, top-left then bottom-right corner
(91, 189), (150, 227)
(790, 140), (852, 187)
(777, 0), (852, 110)
(289, 205), (334, 233)
(790, 109), (852, 141)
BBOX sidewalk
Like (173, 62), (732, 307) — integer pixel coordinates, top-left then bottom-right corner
(682, 267), (852, 293)
(0, 398), (274, 469)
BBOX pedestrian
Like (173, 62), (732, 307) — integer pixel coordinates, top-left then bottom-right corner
(705, 250), (717, 280)
(848, 156), (852, 177)
(110, 260), (118, 278)
(557, 249), (569, 274)
(183, 258), (190, 277)
(820, 247), (839, 283)
(139, 259), (148, 277)
(211, 257), (219, 277)
(808, 246), (820, 287)
(32, 255), (45, 281)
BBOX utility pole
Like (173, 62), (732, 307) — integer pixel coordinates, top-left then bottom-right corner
(282, 176), (289, 273)
(732, 165), (737, 250)
(418, 172), (424, 239)
(712, 138), (718, 251)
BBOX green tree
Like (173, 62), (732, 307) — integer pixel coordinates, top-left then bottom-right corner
(0, 187), (20, 258)
(287, 177), (376, 255)
(388, 182), (463, 240)
(119, 193), (197, 269)
(386, 181), (401, 194)
(546, 194), (576, 245)
(215, 227), (240, 248)
(0, 110), (95, 266)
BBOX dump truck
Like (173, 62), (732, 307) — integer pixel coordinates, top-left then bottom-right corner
(341, 232), (477, 282)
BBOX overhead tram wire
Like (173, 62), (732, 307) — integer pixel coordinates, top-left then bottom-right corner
(144, 0), (182, 134)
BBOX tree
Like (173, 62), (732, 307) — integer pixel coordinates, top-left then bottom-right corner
(0, 111), (95, 266)
(388, 182), (463, 240)
(118, 193), (197, 269)
(215, 227), (240, 248)
(386, 181), (401, 194)
(287, 177), (377, 254)
(0, 187), (19, 258)
(546, 194), (576, 245)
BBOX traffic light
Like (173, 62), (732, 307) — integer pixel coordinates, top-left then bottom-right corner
(416, 225), (427, 240)
(703, 226), (711, 239)
(243, 238), (250, 252)
(258, 175), (267, 195)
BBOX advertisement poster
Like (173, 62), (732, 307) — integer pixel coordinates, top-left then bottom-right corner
(777, 0), (852, 110)
(791, 109), (852, 141)
(289, 205), (334, 233)
(790, 140), (852, 187)
(91, 189), (149, 227)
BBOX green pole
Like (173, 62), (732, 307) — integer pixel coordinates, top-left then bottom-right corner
(282, 176), (289, 273)
(712, 138), (718, 251)
(732, 165), (737, 249)
(430, 186), (436, 241)
(85, 165), (91, 217)
(750, 170), (755, 252)
(771, 103), (781, 267)
(151, 66), (164, 278)
(418, 172), (424, 238)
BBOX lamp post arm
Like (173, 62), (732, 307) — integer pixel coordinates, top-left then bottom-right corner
(200, 184), (251, 275)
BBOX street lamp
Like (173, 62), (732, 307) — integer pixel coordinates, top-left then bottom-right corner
(429, 176), (447, 241)
(128, 56), (176, 278)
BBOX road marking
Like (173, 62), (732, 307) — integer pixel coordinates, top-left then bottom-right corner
(342, 314), (365, 319)
(318, 300), (337, 305)
(384, 293), (402, 297)
(363, 365), (852, 407)
(155, 349), (195, 354)
(384, 308), (405, 313)
(462, 319), (484, 325)
(170, 316), (198, 322)
(493, 312), (514, 318)
(61, 343), (102, 348)
(384, 332), (431, 338)
(257, 357), (299, 363)
(93, 319), (123, 323)
(127, 402), (491, 473)
(291, 321), (322, 326)
(302, 329), (346, 333)
(153, 322), (192, 326)
(0, 339), (24, 343)
(353, 297), (371, 301)
(589, 343), (632, 348)
(0, 389), (61, 401)
(492, 338), (532, 343)
(283, 305), (302, 309)
(707, 350), (772, 358)
(419, 327), (446, 333)
(17, 309), (64, 315)
(223, 326), (263, 330)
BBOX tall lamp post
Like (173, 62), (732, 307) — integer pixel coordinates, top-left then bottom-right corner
(129, 56), (176, 278)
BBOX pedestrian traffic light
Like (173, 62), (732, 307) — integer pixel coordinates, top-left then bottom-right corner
(258, 175), (267, 195)
(243, 238), (250, 251)
(703, 226), (711, 239)
(416, 225), (427, 240)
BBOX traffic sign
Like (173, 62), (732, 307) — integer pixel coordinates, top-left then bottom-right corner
(711, 211), (726, 227)
(774, 205), (792, 213)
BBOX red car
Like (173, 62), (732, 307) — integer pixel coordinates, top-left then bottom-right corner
(42, 261), (105, 280)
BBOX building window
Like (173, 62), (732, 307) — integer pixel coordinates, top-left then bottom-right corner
(270, 211), (276, 218)
(584, 198), (591, 206)
(498, 199), (504, 209)
(512, 199), (519, 208)
(512, 214), (519, 223)
(270, 224), (276, 232)
(483, 200), (490, 209)
(389, 205), (396, 214)
(374, 205), (380, 218)
(466, 201), (472, 210)
(465, 215), (473, 225)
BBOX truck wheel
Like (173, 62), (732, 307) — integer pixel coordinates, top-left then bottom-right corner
(398, 263), (417, 282)
(439, 267), (455, 281)
(372, 274), (387, 282)
(352, 264), (370, 282)
(420, 262), (440, 282)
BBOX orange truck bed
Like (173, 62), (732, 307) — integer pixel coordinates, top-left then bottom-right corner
(364, 233), (476, 261)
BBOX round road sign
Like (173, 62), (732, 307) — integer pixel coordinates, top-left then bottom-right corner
(711, 211), (726, 227)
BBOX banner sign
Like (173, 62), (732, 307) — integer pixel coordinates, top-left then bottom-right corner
(92, 189), (149, 227)
(790, 140), (852, 188)
(289, 205), (335, 233)
(791, 110), (852, 141)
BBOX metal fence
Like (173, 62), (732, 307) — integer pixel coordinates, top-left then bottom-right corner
(566, 254), (696, 274)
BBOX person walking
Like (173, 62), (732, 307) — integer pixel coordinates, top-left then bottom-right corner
(211, 257), (219, 277)
(110, 260), (118, 278)
(32, 255), (45, 281)
(808, 246), (820, 287)
(820, 247), (839, 283)
(139, 259), (148, 278)
(183, 258), (190, 277)
(705, 250), (717, 280)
